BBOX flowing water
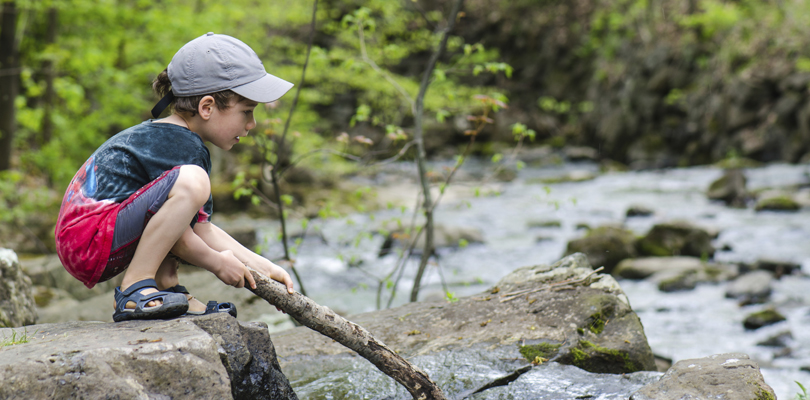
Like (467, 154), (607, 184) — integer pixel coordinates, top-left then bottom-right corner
(261, 161), (810, 399)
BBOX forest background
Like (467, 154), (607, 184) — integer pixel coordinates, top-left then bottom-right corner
(2, 0), (810, 264)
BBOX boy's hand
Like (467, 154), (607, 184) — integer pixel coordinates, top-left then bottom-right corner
(253, 262), (295, 294)
(213, 249), (256, 289)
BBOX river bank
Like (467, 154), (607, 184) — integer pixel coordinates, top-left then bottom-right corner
(253, 159), (810, 398)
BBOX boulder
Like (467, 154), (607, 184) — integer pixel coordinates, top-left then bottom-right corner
(614, 257), (707, 280)
(565, 226), (638, 274)
(613, 257), (738, 293)
(0, 314), (297, 400)
(757, 330), (792, 348)
(707, 169), (750, 208)
(630, 353), (776, 400)
(754, 258), (801, 278)
(271, 253), (657, 375)
(636, 222), (715, 259)
(755, 193), (801, 212)
(625, 205), (654, 218)
(743, 308), (787, 330)
(0, 248), (37, 327)
(726, 270), (773, 304)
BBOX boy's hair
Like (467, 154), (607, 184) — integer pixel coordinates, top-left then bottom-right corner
(152, 69), (247, 117)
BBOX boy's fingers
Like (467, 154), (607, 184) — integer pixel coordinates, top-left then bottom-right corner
(245, 268), (257, 290)
(284, 275), (294, 294)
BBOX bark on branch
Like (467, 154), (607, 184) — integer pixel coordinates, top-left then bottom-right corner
(247, 268), (447, 400)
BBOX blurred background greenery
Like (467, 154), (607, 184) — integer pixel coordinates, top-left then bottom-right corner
(2, 0), (810, 253)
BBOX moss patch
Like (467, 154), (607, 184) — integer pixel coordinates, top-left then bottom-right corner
(563, 340), (640, 374)
(519, 342), (562, 362)
(587, 312), (607, 334)
(755, 196), (800, 212)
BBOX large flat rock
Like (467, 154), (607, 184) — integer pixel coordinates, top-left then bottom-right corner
(272, 253), (657, 374)
(0, 314), (297, 400)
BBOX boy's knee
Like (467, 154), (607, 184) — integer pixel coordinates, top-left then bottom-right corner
(172, 165), (211, 206)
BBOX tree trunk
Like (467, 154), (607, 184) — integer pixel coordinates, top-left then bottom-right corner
(247, 268), (447, 400)
(0, 1), (19, 171)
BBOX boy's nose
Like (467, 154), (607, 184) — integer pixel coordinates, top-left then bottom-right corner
(246, 117), (256, 132)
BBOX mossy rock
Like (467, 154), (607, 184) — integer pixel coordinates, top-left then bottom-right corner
(636, 222), (715, 258)
(565, 226), (637, 274)
(706, 169), (750, 208)
(656, 270), (699, 292)
(518, 341), (562, 363)
(743, 308), (786, 330)
(755, 195), (801, 212)
(558, 340), (641, 374)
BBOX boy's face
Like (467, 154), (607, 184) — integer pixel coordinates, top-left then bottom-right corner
(203, 97), (258, 150)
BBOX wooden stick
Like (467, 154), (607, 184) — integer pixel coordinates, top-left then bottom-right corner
(247, 267), (446, 400)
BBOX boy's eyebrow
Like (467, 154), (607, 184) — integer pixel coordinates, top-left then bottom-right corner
(243, 100), (259, 108)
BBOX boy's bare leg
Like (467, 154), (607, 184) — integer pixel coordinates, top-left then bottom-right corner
(154, 256), (207, 313)
(119, 165), (210, 309)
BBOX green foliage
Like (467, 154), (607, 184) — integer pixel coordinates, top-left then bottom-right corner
(795, 381), (808, 400)
(0, 328), (36, 347)
(678, 0), (744, 38)
(6, 0), (512, 234)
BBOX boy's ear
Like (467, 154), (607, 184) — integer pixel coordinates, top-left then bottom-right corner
(198, 95), (216, 120)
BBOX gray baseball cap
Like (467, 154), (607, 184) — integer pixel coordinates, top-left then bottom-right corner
(154, 33), (293, 117)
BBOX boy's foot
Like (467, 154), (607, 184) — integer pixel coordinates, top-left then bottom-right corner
(113, 279), (189, 322)
(164, 285), (238, 318)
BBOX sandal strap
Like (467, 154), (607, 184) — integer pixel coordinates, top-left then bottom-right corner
(166, 284), (190, 295)
(120, 278), (159, 297)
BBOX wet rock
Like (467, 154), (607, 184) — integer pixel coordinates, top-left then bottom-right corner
(636, 221), (715, 259)
(271, 253), (657, 376)
(755, 258), (801, 278)
(527, 219), (562, 228)
(655, 270), (700, 292)
(614, 256), (706, 280)
(726, 270), (773, 304)
(0, 314), (297, 400)
(614, 257), (738, 292)
(757, 330), (793, 347)
(707, 168), (750, 208)
(630, 353), (776, 400)
(564, 226), (638, 274)
(0, 248), (37, 328)
(755, 193), (801, 212)
(466, 361), (661, 400)
(625, 205), (654, 218)
(743, 308), (787, 330)
(653, 354), (672, 372)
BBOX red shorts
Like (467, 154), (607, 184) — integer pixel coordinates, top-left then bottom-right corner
(55, 164), (182, 288)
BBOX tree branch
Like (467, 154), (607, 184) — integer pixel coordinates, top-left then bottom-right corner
(247, 268), (447, 400)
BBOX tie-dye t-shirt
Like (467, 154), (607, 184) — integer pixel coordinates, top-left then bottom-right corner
(55, 120), (213, 288)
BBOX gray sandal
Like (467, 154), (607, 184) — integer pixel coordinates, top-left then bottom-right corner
(165, 285), (238, 318)
(113, 279), (189, 322)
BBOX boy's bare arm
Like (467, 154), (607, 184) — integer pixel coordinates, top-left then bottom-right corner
(193, 222), (295, 293)
(171, 225), (257, 289)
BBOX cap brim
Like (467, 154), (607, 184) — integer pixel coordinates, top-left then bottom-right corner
(231, 73), (294, 103)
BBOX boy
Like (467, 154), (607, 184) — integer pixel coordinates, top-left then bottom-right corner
(55, 33), (295, 322)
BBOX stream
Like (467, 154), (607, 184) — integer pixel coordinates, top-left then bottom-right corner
(260, 160), (810, 399)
